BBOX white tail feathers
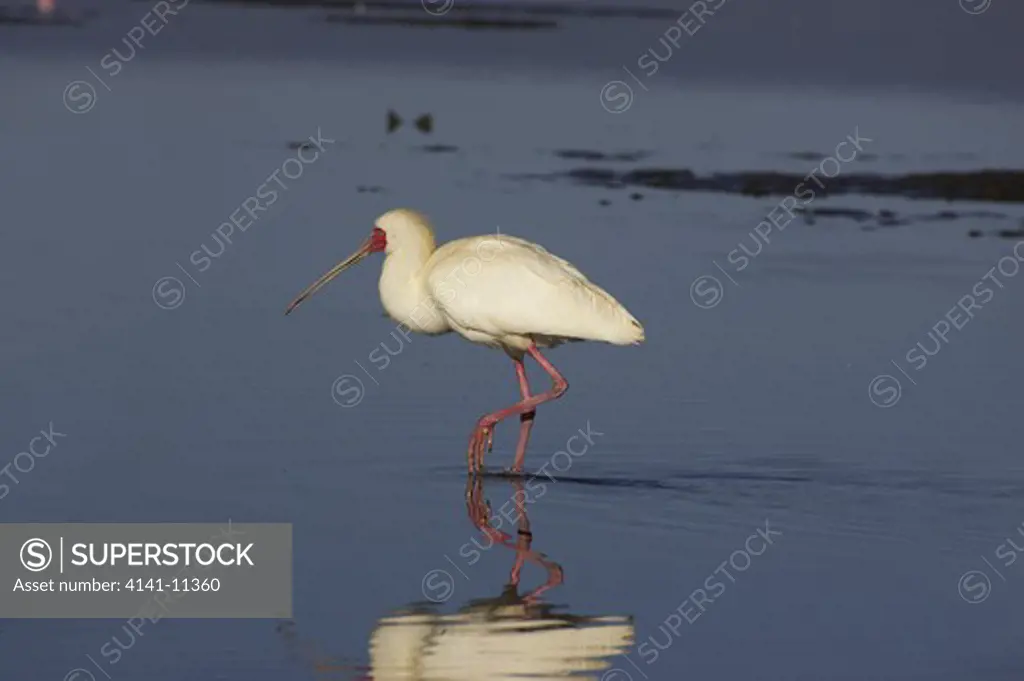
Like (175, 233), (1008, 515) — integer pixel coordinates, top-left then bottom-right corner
(600, 312), (645, 346)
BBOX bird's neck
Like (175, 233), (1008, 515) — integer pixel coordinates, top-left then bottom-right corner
(378, 246), (448, 334)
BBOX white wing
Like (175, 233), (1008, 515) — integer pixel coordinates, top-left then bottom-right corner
(424, 235), (644, 349)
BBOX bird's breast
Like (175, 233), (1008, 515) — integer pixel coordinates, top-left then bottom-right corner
(378, 271), (451, 335)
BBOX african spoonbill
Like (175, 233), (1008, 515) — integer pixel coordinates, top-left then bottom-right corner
(285, 209), (644, 473)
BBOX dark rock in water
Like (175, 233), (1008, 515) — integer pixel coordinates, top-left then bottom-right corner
(554, 149), (650, 162)
(559, 168), (620, 187)
(326, 13), (557, 30)
(784, 150), (878, 163)
(419, 144), (457, 154)
(598, 199), (612, 206)
(794, 207), (874, 222)
(414, 114), (433, 134)
(964, 226), (1024, 238)
(915, 209), (1006, 222)
(877, 209), (904, 227)
(387, 111), (434, 134)
(386, 109), (401, 134)
(356, 185), (384, 193)
(788, 151), (821, 162)
(629, 192), (644, 201)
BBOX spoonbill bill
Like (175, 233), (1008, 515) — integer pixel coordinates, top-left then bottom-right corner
(285, 209), (644, 473)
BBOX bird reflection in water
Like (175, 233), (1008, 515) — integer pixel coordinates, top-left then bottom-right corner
(280, 477), (634, 680)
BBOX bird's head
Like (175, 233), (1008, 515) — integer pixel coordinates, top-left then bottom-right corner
(375, 208), (436, 255)
(284, 208), (436, 315)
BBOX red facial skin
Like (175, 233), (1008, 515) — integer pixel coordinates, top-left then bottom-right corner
(369, 227), (387, 253)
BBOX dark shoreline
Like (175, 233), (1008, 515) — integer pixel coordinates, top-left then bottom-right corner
(525, 167), (1024, 205)
(0, 5), (89, 26)
(324, 12), (557, 29)
(189, 0), (678, 18)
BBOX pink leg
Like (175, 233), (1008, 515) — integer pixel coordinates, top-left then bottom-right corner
(468, 345), (569, 473)
(512, 360), (536, 474)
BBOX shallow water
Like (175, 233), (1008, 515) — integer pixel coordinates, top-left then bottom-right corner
(2, 1), (1024, 680)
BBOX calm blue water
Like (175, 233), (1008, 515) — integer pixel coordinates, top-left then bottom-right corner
(2, 1), (1024, 679)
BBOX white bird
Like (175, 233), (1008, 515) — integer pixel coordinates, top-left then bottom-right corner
(285, 209), (644, 472)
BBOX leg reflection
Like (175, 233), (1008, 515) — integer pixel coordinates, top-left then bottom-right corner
(465, 475), (563, 605)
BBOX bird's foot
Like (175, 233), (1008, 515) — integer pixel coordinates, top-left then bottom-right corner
(467, 418), (497, 473)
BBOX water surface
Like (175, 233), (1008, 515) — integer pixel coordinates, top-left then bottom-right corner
(2, 1), (1023, 679)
